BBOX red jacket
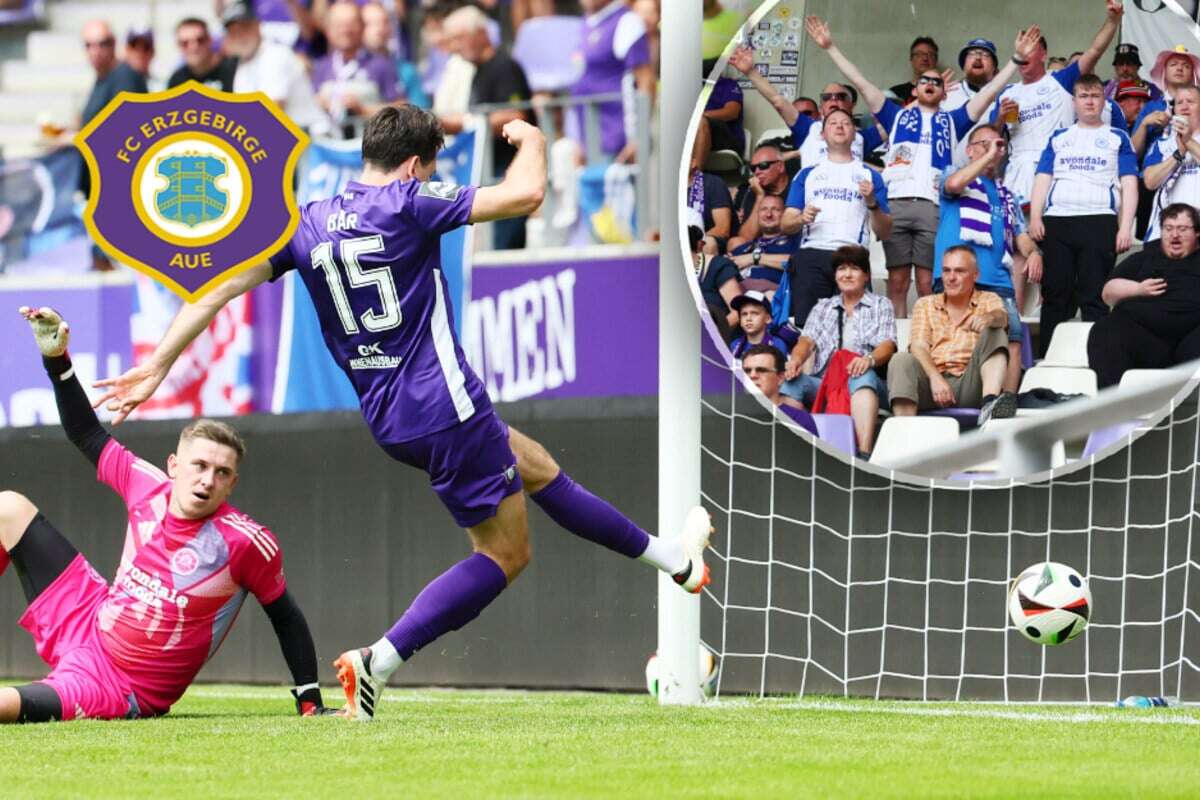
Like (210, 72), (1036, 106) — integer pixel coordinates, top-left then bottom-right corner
(812, 349), (859, 415)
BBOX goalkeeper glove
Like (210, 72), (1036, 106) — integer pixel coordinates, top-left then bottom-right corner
(19, 306), (70, 358)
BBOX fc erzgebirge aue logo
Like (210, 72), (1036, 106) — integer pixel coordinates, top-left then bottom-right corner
(76, 81), (308, 301)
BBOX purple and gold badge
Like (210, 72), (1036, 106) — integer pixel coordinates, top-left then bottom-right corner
(76, 81), (308, 301)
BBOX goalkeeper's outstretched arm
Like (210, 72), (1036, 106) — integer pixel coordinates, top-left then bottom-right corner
(262, 589), (334, 716)
(92, 261), (274, 424)
(20, 306), (110, 466)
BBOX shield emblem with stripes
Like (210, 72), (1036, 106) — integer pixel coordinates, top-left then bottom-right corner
(155, 154), (228, 228)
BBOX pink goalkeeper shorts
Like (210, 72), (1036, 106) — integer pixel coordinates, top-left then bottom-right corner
(18, 554), (140, 721)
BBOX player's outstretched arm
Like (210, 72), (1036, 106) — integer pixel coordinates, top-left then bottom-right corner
(19, 306), (111, 466)
(262, 590), (336, 716)
(93, 261), (273, 425)
(469, 119), (547, 223)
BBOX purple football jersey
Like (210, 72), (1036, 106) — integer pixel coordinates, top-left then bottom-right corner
(270, 179), (489, 445)
(571, 1), (650, 155)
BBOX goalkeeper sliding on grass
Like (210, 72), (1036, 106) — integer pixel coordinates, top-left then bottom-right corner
(93, 105), (713, 722)
(0, 308), (333, 722)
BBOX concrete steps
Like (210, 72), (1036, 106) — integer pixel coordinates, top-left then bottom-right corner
(2, 1), (227, 158)
(2, 60), (94, 94)
(25, 30), (87, 67)
(0, 122), (45, 157)
(0, 90), (81, 124)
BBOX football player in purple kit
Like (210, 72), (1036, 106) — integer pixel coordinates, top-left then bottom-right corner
(94, 105), (713, 721)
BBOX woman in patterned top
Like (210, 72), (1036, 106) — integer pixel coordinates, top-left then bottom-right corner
(784, 245), (897, 456)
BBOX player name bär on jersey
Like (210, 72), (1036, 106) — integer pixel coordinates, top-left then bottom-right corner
(349, 342), (402, 370)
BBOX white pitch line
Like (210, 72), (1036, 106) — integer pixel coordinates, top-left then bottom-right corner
(765, 698), (1200, 726)
(184, 687), (575, 705)
(184, 688), (1200, 725)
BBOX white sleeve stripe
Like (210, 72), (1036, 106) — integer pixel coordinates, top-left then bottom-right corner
(131, 459), (168, 483)
(238, 528), (274, 560)
(222, 515), (279, 560)
(612, 12), (647, 61)
(59, 366), (75, 382)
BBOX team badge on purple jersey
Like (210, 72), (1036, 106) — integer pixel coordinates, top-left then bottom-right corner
(76, 81), (307, 301)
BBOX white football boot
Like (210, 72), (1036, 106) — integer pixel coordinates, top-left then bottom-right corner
(672, 505), (713, 594)
(333, 648), (384, 722)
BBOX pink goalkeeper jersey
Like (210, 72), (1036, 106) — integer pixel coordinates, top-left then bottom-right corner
(94, 439), (286, 715)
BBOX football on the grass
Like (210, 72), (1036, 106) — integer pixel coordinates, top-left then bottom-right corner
(645, 646), (719, 698)
(1008, 561), (1092, 645)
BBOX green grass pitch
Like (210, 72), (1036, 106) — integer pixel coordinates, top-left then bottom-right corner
(5, 685), (1199, 798)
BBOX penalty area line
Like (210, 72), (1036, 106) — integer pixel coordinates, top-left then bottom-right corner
(753, 698), (1200, 726)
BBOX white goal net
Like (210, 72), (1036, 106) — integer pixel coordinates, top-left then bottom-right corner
(698, 348), (1200, 703)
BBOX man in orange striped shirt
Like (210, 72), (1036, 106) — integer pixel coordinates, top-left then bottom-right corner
(886, 245), (1017, 425)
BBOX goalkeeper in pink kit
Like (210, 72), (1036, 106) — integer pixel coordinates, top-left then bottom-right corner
(0, 308), (331, 722)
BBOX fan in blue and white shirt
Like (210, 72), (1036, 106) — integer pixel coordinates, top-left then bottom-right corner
(801, 15), (1042, 318)
(780, 109), (893, 327)
(728, 45), (884, 166)
(1028, 75), (1139, 357)
(987, 1), (1124, 208)
(1142, 85), (1200, 244)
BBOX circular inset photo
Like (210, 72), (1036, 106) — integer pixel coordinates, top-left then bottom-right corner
(684, 0), (1199, 482)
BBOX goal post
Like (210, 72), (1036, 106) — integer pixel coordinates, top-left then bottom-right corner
(656, 0), (703, 705)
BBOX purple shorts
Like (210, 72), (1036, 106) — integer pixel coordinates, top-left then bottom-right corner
(18, 554), (140, 720)
(383, 409), (522, 528)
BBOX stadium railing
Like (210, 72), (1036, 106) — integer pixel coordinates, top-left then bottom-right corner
(882, 363), (1200, 479)
(470, 91), (656, 248)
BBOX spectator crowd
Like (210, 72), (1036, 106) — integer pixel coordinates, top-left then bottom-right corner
(691, 2), (1200, 462)
(64, 0), (660, 264)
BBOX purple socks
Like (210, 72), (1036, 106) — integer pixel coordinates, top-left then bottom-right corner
(384, 552), (508, 661)
(383, 472), (651, 661)
(529, 471), (650, 559)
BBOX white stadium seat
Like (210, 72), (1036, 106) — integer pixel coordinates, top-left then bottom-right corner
(1016, 366), (1098, 417)
(894, 318), (911, 353)
(754, 127), (793, 150)
(870, 416), (959, 468)
(1040, 322), (1093, 368)
(1119, 369), (1173, 391)
(704, 149), (744, 175)
(1019, 365), (1098, 397)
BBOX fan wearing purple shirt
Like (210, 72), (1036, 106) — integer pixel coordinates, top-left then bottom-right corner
(740, 344), (819, 436)
(572, 0), (655, 162)
(94, 105), (714, 722)
(311, 1), (404, 137)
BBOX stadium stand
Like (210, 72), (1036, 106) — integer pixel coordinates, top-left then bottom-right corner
(869, 415), (959, 467)
(1039, 321), (1094, 368)
(2, 2), (209, 159)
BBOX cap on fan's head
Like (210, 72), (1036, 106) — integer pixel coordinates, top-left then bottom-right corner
(957, 38), (997, 69)
(730, 290), (771, 314)
(125, 26), (154, 48)
(1114, 80), (1151, 102)
(221, 0), (257, 27)
(1113, 43), (1142, 66)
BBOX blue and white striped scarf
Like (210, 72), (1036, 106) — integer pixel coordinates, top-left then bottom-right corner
(890, 105), (954, 173)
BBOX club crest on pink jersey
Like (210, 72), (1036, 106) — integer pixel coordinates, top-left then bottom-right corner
(171, 546), (200, 577)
